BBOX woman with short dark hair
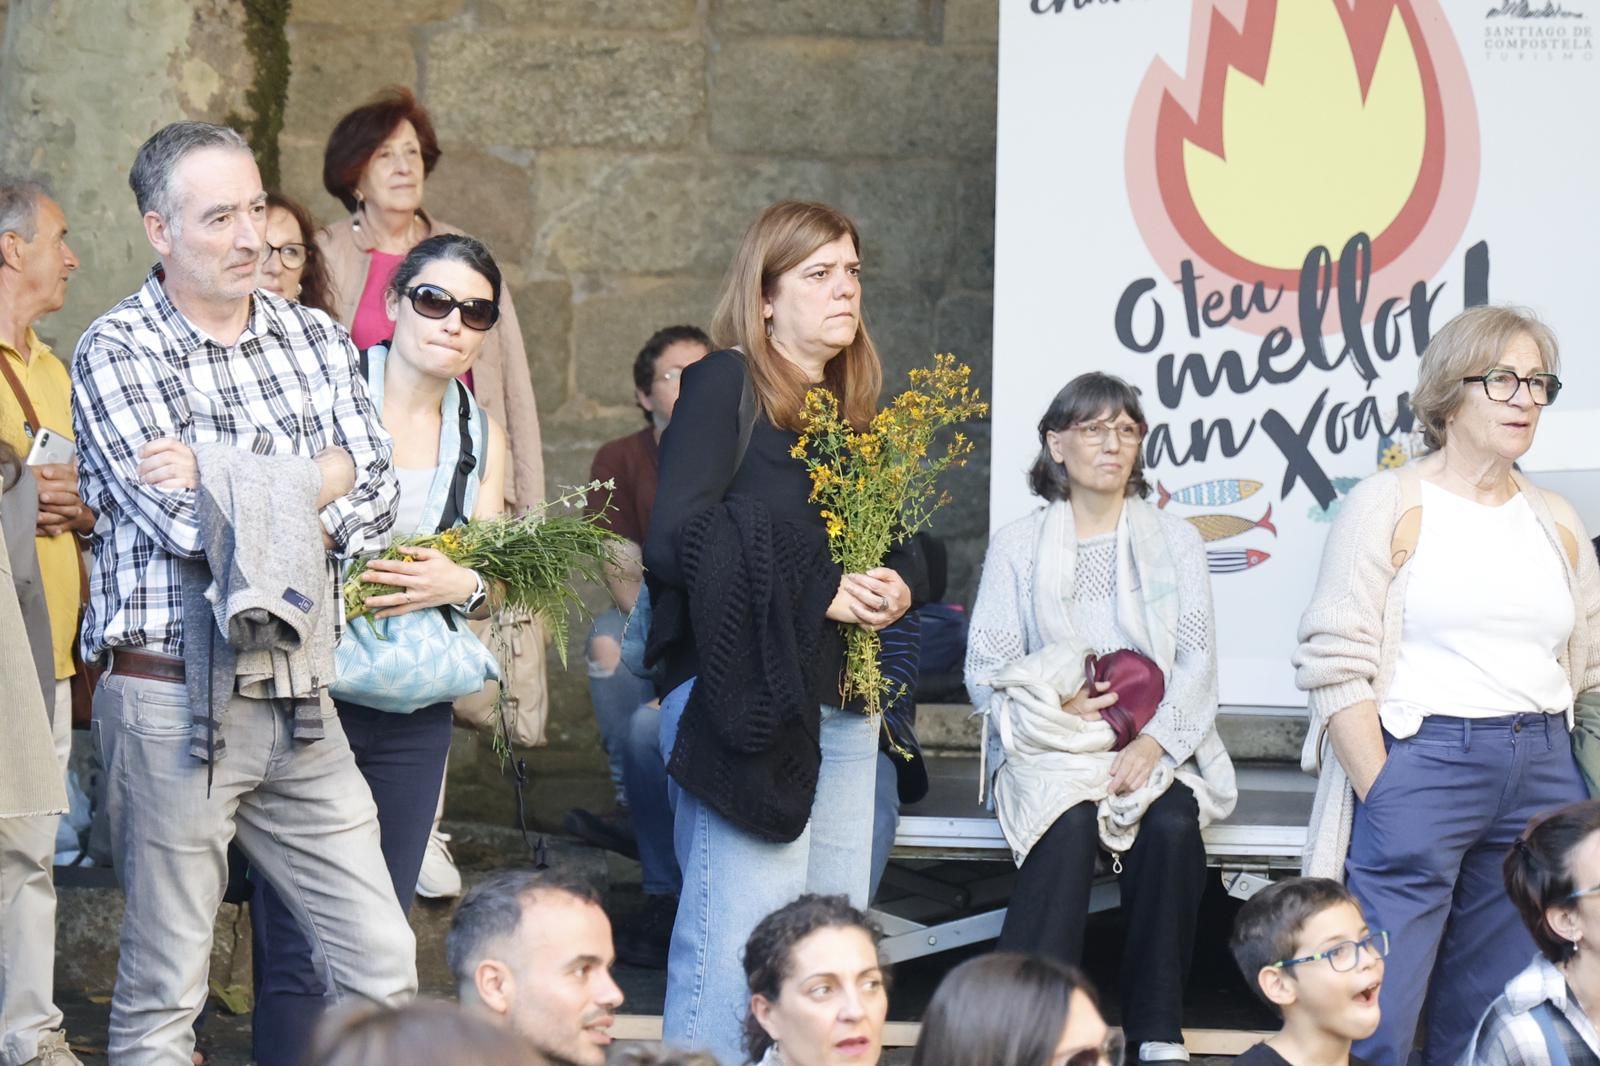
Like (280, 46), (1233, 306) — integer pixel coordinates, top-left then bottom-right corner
(316, 86), (543, 517)
(742, 894), (889, 1066)
(1460, 800), (1600, 1064)
(909, 953), (1121, 1066)
(965, 371), (1235, 1062)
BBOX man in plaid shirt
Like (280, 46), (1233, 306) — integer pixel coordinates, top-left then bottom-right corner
(71, 122), (414, 1066)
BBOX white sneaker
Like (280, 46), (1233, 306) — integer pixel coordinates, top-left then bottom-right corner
(416, 828), (462, 900)
(1139, 1042), (1189, 1062)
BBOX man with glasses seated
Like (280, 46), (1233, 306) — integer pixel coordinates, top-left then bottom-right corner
(562, 325), (709, 965)
(1230, 877), (1387, 1066)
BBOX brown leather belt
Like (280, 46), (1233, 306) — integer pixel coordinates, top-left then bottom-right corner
(107, 649), (186, 683)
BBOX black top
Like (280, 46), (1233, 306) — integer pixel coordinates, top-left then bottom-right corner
(645, 349), (845, 695)
(1233, 1043), (1371, 1066)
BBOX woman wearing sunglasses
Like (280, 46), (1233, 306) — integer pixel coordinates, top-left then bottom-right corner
(1296, 305), (1599, 1066)
(908, 954), (1121, 1066)
(964, 371), (1234, 1063)
(1462, 800), (1600, 1064)
(246, 234), (509, 1066)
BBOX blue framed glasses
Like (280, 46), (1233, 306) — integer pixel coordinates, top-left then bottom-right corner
(1273, 930), (1389, 973)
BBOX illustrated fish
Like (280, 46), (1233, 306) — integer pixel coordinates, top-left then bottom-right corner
(1207, 548), (1271, 574)
(1157, 479), (1263, 509)
(1185, 504), (1276, 543)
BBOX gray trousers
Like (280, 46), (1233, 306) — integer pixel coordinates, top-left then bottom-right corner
(94, 672), (417, 1066)
(0, 681), (70, 1066)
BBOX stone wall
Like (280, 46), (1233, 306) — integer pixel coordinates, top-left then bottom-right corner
(0, 0), (999, 771)
(277, 0), (999, 764)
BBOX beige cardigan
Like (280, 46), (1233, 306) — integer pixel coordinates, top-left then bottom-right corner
(1293, 464), (1600, 878)
(318, 215), (545, 511)
(1, 525), (67, 818)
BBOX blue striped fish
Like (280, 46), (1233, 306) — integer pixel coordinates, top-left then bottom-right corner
(1157, 478), (1263, 509)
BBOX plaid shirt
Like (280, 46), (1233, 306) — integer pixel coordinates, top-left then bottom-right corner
(1462, 955), (1600, 1065)
(72, 267), (397, 659)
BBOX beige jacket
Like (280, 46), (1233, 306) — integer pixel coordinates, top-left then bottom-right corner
(1, 518), (67, 818)
(318, 215), (544, 511)
(1293, 464), (1600, 878)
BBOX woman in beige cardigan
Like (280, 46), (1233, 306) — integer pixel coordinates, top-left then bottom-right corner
(317, 86), (543, 515)
(1294, 304), (1600, 1066)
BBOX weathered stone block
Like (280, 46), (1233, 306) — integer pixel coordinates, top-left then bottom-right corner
(864, 285), (937, 387)
(479, 0), (697, 31)
(428, 146), (536, 257)
(534, 153), (962, 287)
(572, 276), (723, 408)
(933, 290), (993, 399)
(713, 0), (933, 39)
(709, 40), (996, 160)
(274, 137), (345, 225)
(426, 32), (704, 149)
(517, 279), (576, 415)
(291, 0), (464, 25)
(284, 28), (419, 150)
(954, 162), (996, 289)
(942, 0), (999, 44)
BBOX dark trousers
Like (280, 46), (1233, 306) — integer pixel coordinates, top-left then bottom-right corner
(997, 783), (1206, 1047)
(248, 701), (453, 1066)
(1348, 713), (1587, 1066)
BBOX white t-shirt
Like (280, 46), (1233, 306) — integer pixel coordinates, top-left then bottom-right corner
(1381, 481), (1573, 736)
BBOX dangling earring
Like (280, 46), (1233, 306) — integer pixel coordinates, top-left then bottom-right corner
(764, 318), (774, 338)
(351, 191), (366, 230)
(294, 283), (303, 298)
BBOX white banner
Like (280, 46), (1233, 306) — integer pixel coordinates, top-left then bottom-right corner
(992, 0), (1599, 706)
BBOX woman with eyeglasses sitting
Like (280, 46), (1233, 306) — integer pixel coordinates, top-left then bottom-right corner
(1462, 800), (1600, 1064)
(1295, 305), (1599, 1066)
(964, 372), (1236, 1063)
(246, 233), (509, 1066)
(908, 953), (1122, 1066)
(257, 191), (334, 313)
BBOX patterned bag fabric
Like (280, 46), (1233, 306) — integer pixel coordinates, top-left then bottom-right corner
(334, 609), (500, 713)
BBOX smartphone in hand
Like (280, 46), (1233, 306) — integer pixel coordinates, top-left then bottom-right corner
(25, 427), (74, 467)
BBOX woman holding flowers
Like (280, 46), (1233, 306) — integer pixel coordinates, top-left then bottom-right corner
(964, 372), (1235, 1064)
(643, 200), (919, 1063)
(249, 233), (508, 1066)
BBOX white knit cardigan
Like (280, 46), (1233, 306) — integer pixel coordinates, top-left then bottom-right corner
(1292, 464), (1600, 878)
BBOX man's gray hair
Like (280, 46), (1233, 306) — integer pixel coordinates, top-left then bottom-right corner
(445, 869), (603, 996)
(0, 178), (51, 243)
(128, 122), (252, 222)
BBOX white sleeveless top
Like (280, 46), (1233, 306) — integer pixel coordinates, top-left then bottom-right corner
(1381, 482), (1574, 736)
(392, 466), (435, 536)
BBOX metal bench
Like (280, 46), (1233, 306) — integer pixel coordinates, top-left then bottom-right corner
(874, 756), (1313, 962)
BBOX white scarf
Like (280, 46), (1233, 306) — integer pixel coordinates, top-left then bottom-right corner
(979, 497), (1235, 863)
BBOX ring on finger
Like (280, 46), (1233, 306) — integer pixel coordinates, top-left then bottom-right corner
(878, 596), (888, 611)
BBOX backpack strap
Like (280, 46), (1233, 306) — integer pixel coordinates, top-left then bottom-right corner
(1390, 464), (1423, 570)
(437, 379), (476, 532)
(1532, 1002), (1574, 1066)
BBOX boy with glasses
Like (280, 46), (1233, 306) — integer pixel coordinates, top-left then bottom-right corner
(1230, 877), (1388, 1066)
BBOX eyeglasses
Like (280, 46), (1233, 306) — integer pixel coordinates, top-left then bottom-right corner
(1461, 368), (1562, 406)
(260, 241), (307, 269)
(1568, 885), (1600, 903)
(1274, 930), (1390, 973)
(1056, 1032), (1125, 1066)
(1070, 420), (1146, 447)
(403, 284), (500, 332)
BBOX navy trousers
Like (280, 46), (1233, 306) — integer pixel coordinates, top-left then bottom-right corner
(1348, 713), (1588, 1066)
(248, 700), (453, 1066)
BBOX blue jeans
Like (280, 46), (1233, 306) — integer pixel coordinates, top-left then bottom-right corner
(869, 750), (899, 902)
(1347, 713), (1588, 1066)
(588, 607), (654, 805)
(625, 703), (681, 897)
(658, 679), (878, 1064)
(248, 701), (453, 1066)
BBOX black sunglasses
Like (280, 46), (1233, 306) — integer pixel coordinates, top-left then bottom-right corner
(403, 284), (499, 332)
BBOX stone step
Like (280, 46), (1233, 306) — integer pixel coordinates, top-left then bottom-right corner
(52, 824), (606, 1002)
(916, 702), (1309, 763)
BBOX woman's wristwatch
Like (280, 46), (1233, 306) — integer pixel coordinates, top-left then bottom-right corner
(456, 571), (488, 613)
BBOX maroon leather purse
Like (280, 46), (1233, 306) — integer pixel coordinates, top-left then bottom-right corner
(1085, 650), (1165, 751)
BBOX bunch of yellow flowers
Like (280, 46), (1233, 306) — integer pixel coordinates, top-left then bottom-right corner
(794, 354), (988, 715)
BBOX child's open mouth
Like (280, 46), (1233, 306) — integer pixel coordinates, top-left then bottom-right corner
(1354, 980), (1381, 1007)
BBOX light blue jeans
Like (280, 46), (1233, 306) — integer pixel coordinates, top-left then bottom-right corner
(588, 607), (653, 805)
(658, 678), (878, 1064)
